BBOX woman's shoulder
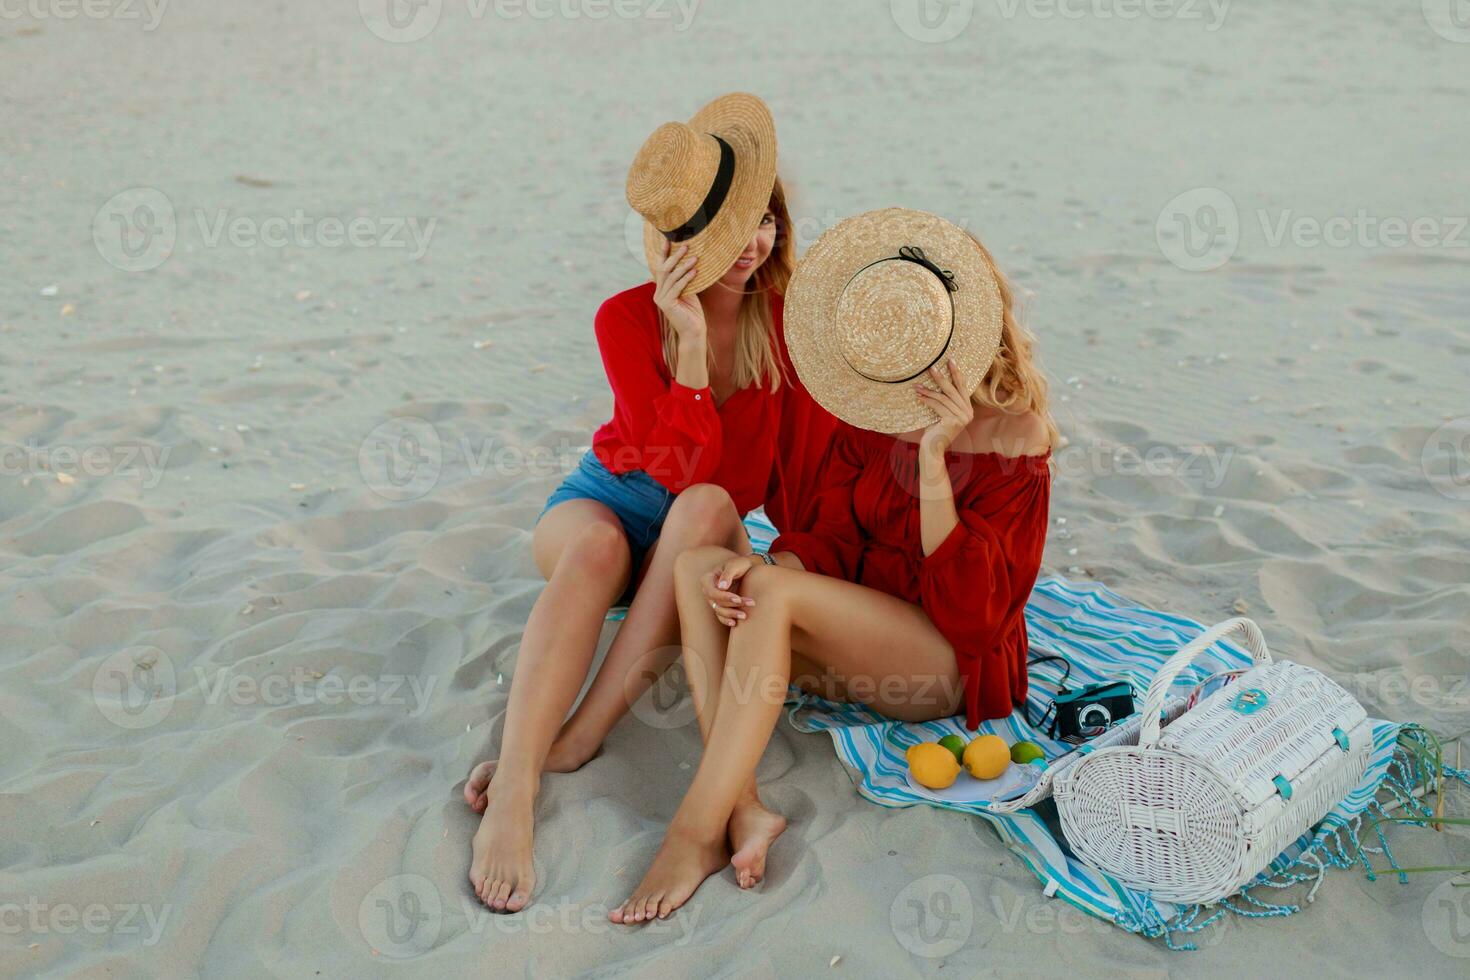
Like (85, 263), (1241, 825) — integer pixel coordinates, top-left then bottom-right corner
(594, 282), (659, 337)
(968, 409), (1052, 459)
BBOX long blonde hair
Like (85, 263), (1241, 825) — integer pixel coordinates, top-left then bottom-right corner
(968, 233), (1061, 449)
(659, 177), (794, 393)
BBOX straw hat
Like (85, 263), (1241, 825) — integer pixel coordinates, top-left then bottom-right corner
(784, 208), (1004, 434)
(626, 93), (777, 296)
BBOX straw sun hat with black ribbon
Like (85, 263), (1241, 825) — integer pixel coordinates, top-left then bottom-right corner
(626, 93), (777, 296)
(784, 208), (1005, 434)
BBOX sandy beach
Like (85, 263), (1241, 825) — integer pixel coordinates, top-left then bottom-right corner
(2, 0), (1468, 975)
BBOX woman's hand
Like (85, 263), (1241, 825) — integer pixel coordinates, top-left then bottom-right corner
(700, 554), (757, 627)
(652, 240), (706, 344)
(915, 359), (974, 460)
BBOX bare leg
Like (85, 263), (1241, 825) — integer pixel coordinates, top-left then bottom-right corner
(670, 544), (786, 891)
(547, 485), (751, 768)
(468, 499), (632, 912)
(612, 560), (961, 923)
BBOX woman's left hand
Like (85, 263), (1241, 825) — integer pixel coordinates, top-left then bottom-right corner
(915, 359), (974, 459)
(701, 555), (757, 627)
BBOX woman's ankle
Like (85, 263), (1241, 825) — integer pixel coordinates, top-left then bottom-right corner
(487, 760), (540, 801)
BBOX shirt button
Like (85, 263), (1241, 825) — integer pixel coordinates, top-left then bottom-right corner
(694, 393), (702, 400)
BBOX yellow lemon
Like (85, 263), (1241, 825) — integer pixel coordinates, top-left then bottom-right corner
(906, 742), (962, 789)
(962, 734), (1011, 780)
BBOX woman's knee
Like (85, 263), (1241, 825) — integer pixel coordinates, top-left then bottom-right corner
(674, 542), (733, 584)
(562, 520), (632, 572)
(736, 564), (798, 618)
(662, 484), (738, 543)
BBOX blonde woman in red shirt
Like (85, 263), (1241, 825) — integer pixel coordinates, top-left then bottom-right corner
(612, 209), (1056, 924)
(467, 95), (835, 912)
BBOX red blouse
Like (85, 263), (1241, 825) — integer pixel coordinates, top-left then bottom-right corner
(590, 283), (835, 530)
(771, 422), (1051, 730)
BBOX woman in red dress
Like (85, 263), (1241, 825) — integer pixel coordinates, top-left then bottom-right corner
(466, 95), (834, 912)
(611, 209), (1057, 923)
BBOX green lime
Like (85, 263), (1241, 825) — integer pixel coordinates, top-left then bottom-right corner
(938, 734), (967, 764)
(1010, 740), (1046, 765)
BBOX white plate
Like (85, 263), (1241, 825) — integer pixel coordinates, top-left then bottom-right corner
(903, 761), (1043, 805)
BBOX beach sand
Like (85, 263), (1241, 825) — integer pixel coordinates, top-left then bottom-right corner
(2, 0), (1468, 975)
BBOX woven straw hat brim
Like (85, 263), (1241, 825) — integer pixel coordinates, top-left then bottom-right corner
(784, 208), (1004, 434)
(639, 93), (777, 296)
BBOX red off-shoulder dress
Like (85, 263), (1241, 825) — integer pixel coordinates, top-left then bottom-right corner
(771, 422), (1051, 730)
(589, 282), (835, 533)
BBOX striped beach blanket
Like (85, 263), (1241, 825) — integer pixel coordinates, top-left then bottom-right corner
(611, 510), (1456, 948)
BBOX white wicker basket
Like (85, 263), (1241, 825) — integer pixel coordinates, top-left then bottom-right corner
(1052, 618), (1371, 905)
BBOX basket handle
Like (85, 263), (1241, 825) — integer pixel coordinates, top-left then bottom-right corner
(1138, 618), (1271, 748)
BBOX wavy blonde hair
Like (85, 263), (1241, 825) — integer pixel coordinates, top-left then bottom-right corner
(659, 177), (793, 394)
(967, 233), (1061, 450)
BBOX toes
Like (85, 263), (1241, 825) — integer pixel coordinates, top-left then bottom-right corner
(657, 896), (674, 919)
(608, 901), (626, 924)
(464, 761), (496, 807)
(488, 878), (511, 911)
(506, 884), (532, 913)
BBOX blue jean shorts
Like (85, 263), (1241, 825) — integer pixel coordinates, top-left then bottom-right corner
(537, 450), (675, 584)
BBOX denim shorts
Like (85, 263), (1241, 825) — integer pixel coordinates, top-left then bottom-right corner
(537, 450), (675, 586)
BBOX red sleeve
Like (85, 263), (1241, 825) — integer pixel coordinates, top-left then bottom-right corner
(763, 307), (839, 533)
(594, 295), (721, 490)
(920, 473), (1049, 728)
(920, 513), (1013, 662)
(769, 425), (866, 580)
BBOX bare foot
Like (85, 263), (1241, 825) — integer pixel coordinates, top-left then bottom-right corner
(468, 786), (536, 912)
(463, 735), (600, 813)
(609, 829), (728, 924)
(728, 799), (786, 889)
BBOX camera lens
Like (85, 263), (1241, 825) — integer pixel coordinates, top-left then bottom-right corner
(1077, 703), (1112, 729)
